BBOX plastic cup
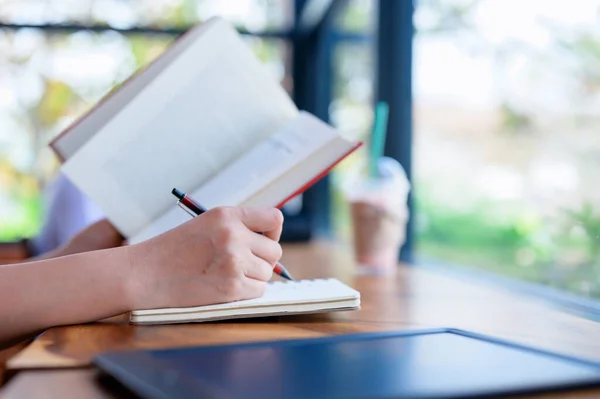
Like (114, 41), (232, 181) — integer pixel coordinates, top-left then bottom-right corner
(343, 157), (410, 273)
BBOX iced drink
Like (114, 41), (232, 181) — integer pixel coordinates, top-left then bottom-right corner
(343, 157), (410, 273)
(350, 199), (406, 270)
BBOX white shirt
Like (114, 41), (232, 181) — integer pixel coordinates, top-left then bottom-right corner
(27, 173), (104, 256)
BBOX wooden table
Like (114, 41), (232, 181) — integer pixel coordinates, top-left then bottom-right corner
(3, 241), (600, 398)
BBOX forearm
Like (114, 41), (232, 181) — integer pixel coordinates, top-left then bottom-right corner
(0, 241), (30, 265)
(0, 242), (65, 266)
(19, 247), (66, 263)
(0, 247), (133, 348)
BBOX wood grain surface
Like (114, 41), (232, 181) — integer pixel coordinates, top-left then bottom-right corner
(3, 242), (600, 398)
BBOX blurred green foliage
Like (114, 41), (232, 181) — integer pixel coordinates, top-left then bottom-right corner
(37, 80), (77, 126)
(0, 164), (43, 241)
(334, 0), (372, 32)
(414, 184), (600, 297)
(499, 103), (532, 134)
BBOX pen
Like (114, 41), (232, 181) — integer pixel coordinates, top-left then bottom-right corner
(171, 188), (294, 281)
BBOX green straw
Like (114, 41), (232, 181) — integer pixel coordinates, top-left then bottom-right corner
(369, 101), (389, 177)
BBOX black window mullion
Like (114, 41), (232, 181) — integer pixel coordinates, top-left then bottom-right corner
(375, 0), (415, 262)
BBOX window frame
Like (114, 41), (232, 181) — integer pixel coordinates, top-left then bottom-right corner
(0, 0), (414, 247)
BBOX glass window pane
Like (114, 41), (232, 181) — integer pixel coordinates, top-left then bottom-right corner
(333, 0), (374, 33)
(329, 1), (375, 241)
(330, 41), (374, 241)
(0, 0), (294, 31)
(0, 25), (289, 240)
(414, 0), (600, 297)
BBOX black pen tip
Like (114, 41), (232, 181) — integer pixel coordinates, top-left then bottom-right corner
(172, 188), (185, 200)
(280, 269), (294, 281)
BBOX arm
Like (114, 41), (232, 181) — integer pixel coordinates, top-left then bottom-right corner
(0, 241), (29, 264)
(0, 222), (125, 345)
(0, 207), (284, 349)
(0, 219), (126, 266)
(24, 172), (105, 259)
(0, 240), (63, 265)
(0, 247), (132, 347)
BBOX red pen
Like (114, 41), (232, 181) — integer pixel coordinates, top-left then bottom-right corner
(172, 188), (294, 281)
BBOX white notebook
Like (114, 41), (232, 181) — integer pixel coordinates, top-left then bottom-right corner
(129, 278), (361, 325)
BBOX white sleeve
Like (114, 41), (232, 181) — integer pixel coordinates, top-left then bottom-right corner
(27, 173), (104, 256)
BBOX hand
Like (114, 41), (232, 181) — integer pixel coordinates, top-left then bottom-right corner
(126, 206), (284, 310)
(50, 219), (125, 259)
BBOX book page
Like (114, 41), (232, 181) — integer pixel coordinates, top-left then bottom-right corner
(51, 18), (217, 161)
(240, 135), (359, 209)
(189, 111), (338, 208)
(127, 204), (188, 244)
(127, 112), (348, 244)
(61, 18), (298, 238)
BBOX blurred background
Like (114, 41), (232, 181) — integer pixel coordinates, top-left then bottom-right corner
(1, 1), (600, 299)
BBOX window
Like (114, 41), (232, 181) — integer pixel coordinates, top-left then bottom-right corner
(0, 29), (173, 239)
(0, 0), (293, 30)
(330, 0), (375, 242)
(414, 0), (600, 298)
(0, 0), (293, 241)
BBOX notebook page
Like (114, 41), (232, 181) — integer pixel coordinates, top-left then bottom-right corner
(61, 17), (297, 238)
(132, 279), (360, 315)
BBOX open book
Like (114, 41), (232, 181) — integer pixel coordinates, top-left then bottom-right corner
(52, 17), (360, 244)
(130, 278), (361, 325)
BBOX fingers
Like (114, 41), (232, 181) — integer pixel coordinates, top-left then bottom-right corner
(247, 231), (283, 266)
(205, 206), (283, 242)
(237, 277), (268, 300)
(262, 212), (283, 242)
(236, 207), (284, 242)
(243, 254), (274, 282)
(243, 232), (280, 281)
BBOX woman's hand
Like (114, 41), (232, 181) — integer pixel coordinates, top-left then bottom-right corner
(125, 206), (284, 310)
(0, 206), (283, 347)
